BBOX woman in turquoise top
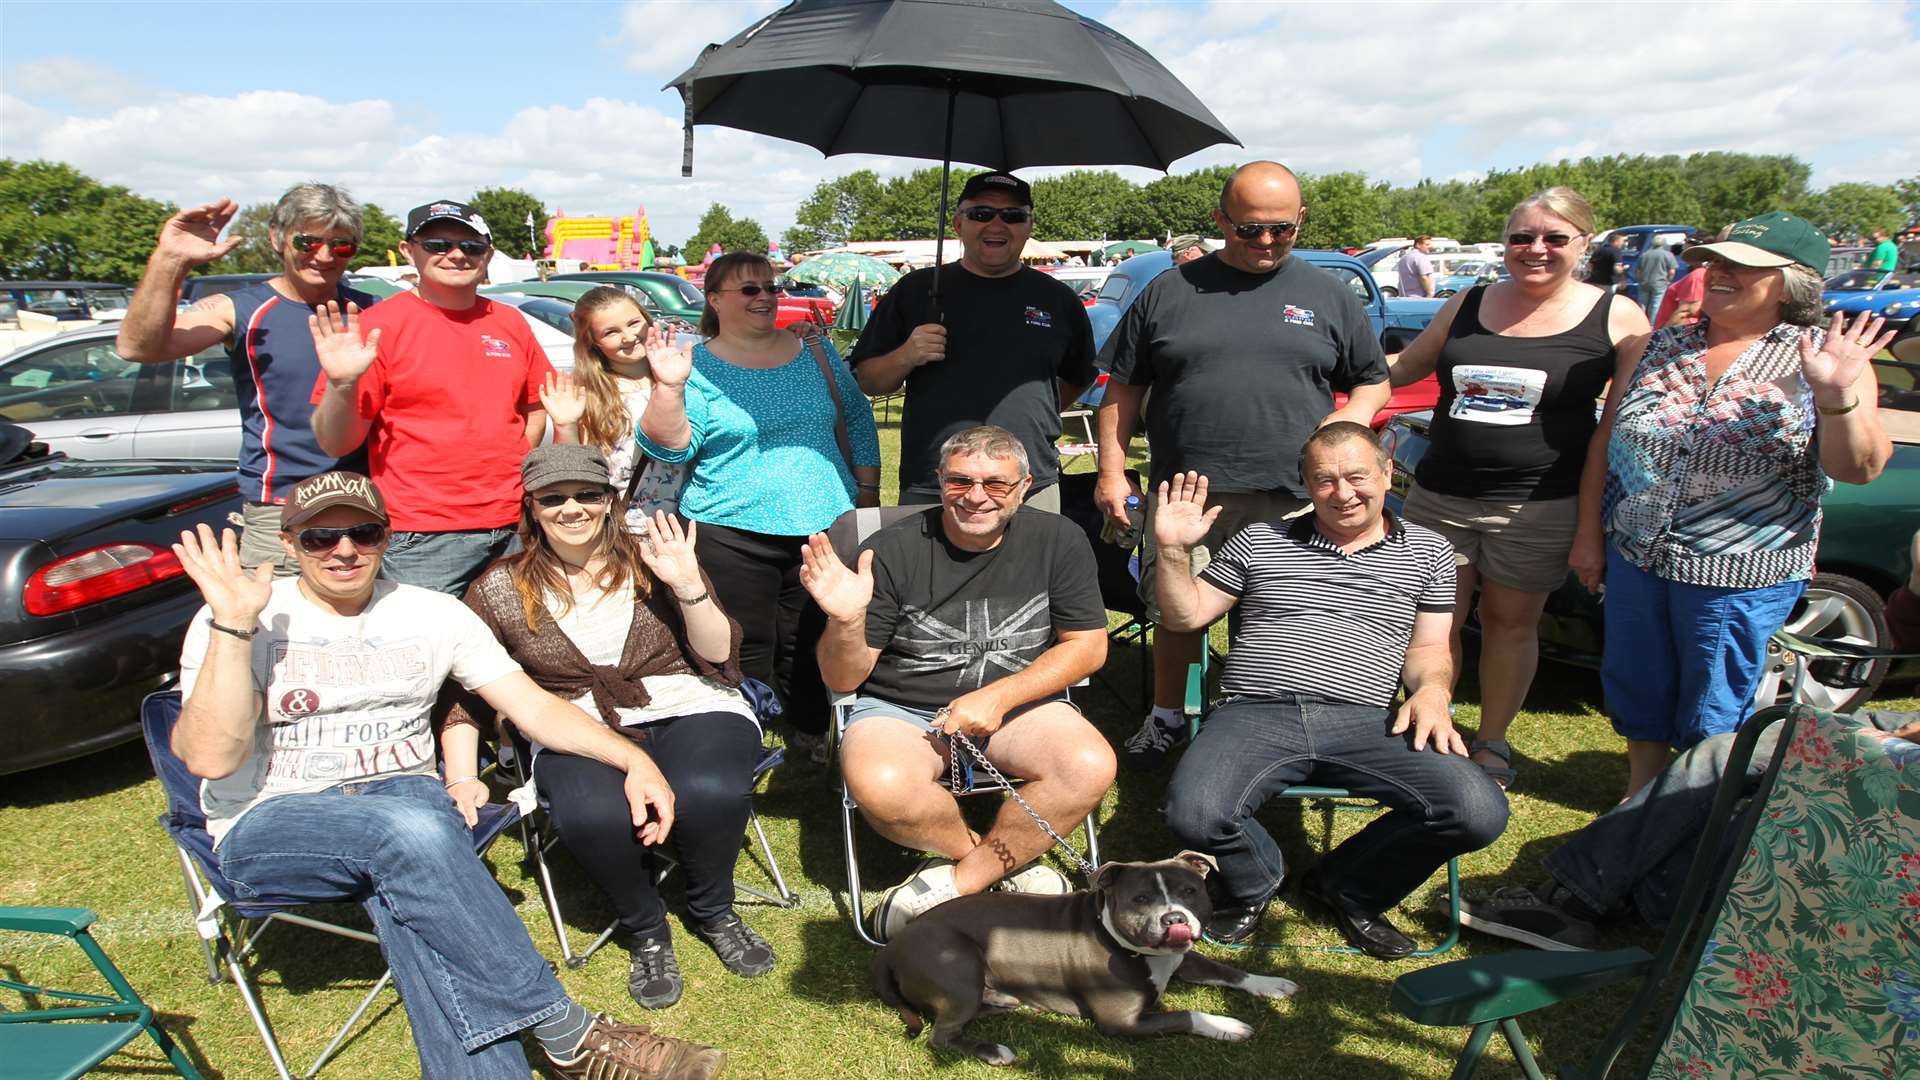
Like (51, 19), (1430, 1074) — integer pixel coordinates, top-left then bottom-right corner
(639, 252), (880, 741)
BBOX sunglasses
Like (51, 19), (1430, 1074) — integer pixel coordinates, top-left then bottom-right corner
(941, 474), (1024, 500)
(297, 523), (388, 553)
(1220, 215), (1300, 241)
(960, 206), (1032, 225)
(713, 283), (779, 297)
(291, 234), (359, 257)
(531, 489), (611, 508)
(414, 237), (492, 257)
(1506, 232), (1577, 249)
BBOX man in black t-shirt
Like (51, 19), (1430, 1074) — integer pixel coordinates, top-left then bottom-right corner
(849, 172), (1096, 510)
(1093, 161), (1391, 770)
(800, 426), (1113, 942)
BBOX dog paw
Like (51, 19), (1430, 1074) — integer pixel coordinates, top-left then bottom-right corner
(1191, 1013), (1254, 1042)
(1242, 974), (1299, 1000)
(980, 1043), (1017, 1066)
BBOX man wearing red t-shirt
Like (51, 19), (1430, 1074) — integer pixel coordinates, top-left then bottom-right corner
(310, 200), (552, 594)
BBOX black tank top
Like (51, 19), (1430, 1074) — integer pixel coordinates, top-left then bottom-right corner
(1415, 284), (1616, 501)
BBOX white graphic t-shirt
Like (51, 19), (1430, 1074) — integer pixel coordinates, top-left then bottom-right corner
(178, 578), (521, 845)
(1447, 364), (1548, 427)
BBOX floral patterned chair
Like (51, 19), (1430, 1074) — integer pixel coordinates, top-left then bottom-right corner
(1650, 709), (1918, 1079)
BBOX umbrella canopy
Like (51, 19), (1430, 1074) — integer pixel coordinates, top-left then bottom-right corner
(668, 0), (1236, 173)
(832, 282), (870, 331)
(785, 250), (903, 290)
(1020, 238), (1070, 261)
(1102, 239), (1161, 258)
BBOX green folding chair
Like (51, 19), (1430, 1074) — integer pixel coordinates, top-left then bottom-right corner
(0, 906), (202, 1080)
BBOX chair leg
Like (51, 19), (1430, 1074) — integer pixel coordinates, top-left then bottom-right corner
(173, 846), (221, 985)
(528, 829), (577, 966)
(1450, 1020), (1496, 1080)
(841, 783), (883, 947)
(224, 945), (297, 1080)
(1082, 806), (1103, 869)
(1499, 1018), (1547, 1080)
(745, 806), (802, 909)
(305, 968), (392, 1078)
(1409, 857), (1463, 958)
(74, 928), (205, 1080)
(572, 922), (620, 968)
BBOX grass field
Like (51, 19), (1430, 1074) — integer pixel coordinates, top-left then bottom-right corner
(4, 407), (1913, 1080)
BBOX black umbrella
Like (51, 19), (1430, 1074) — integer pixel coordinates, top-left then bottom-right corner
(668, 0), (1237, 306)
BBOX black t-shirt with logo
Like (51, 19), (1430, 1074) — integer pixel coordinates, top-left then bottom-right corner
(859, 507), (1108, 710)
(1100, 254), (1387, 497)
(850, 265), (1096, 500)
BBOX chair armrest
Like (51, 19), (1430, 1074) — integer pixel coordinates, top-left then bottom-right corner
(1389, 947), (1654, 1027)
(0, 906), (96, 936)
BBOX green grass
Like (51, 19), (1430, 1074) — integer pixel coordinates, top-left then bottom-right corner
(4, 410), (1914, 1080)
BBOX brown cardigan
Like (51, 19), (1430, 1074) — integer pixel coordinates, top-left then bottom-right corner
(442, 561), (744, 742)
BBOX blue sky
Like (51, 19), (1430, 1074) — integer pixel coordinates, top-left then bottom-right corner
(3, 1), (1916, 248)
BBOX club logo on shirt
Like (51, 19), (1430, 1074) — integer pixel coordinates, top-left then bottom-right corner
(1024, 306), (1053, 328)
(1282, 304), (1316, 327)
(478, 333), (514, 359)
(279, 688), (321, 717)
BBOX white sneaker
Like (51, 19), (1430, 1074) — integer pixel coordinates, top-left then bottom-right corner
(873, 859), (958, 942)
(997, 862), (1071, 895)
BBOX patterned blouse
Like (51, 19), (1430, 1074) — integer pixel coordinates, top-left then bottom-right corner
(1602, 319), (1831, 589)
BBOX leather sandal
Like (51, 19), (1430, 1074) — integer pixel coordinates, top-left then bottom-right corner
(1470, 738), (1517, 790)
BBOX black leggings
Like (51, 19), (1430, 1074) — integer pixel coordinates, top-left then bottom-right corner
(535, 711), (762, 935)
(694, 521), (830, 733)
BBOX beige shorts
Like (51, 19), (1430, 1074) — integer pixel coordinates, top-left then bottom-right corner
(237, 501), (301, 576)
(1401, 482), (1576, 593)
(1138, 488), (1308, 623)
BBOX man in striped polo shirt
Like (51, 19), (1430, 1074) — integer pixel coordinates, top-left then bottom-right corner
(1157, 422), (1510, 958)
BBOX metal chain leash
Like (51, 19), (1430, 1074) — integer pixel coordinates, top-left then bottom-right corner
(944, 729), (1099, 879)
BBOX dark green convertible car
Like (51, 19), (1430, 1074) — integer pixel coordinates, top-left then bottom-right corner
(1382, 351), (1920, 712)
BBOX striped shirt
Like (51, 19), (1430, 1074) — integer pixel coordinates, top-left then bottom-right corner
(1199, 511), (1456, 708)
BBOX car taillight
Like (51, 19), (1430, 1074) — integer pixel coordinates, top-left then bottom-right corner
(24, 543), (185, 616)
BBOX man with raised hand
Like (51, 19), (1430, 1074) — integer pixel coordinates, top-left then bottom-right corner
(118, 184), (375, 572)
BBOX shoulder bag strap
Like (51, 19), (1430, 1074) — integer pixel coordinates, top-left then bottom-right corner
(808, 341), (857, 472)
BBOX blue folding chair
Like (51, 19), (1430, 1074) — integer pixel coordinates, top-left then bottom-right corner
(141, 690), (521, 1080)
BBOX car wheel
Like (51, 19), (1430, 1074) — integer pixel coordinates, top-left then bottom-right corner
(1750, 572), (1890, 712)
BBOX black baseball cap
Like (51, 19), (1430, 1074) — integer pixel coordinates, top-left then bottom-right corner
(404, 200), (492, 240)
(957, 171), (1032, 206)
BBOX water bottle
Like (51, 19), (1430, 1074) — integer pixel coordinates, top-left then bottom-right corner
(1102, 494), (1144, 549)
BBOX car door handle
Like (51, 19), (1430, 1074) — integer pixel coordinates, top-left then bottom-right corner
(78, 428), (119, 439)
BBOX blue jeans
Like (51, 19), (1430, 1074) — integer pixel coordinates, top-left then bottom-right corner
(1546, 708), (1912, 927)
(1601, 548), (1806, 749)
(381, 528), (517, 596)
(1165, 694), (1509, 914)
(217, 775), (568, 1080)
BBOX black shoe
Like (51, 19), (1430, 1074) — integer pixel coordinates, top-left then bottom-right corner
(1202, 898), (1271, 946)
(1453, 883), (1598, 952)
(1300, 872), (1416, 960)
(1121, 713), (1191, 771)
(625, 931), (684, 1009)
(694, 912), (776, 977)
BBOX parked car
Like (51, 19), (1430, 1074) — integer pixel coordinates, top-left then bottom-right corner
(0, 324), (240, 459)
(1085, 249), (1445, 424)
(548, 270), (707, 324)
(1822, 267), (1920, 341)
(771, 279), (839, 325)
(1379, 353), (1920, 711)
(178, 274), (274, 304)
(1593, 225), (1697, 301)
(1433, 260), (1509, 297)
(1041, 266), (1112, 305)
(0, 423), (245, 772)
(0, 281), (132, 322)
(1826, 245), (1875, 278)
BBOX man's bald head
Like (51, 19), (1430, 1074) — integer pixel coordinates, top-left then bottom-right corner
(1218, 161), (1302, 215)
(1213, 161), (1306, 274)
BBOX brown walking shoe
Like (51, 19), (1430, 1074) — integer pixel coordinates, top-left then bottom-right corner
(543, 1013), (727, 1080)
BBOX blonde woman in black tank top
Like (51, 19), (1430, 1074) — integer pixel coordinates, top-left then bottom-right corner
(1385, 187), (1651, 789)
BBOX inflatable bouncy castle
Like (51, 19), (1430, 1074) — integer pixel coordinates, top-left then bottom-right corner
(544, 208), (657, 270)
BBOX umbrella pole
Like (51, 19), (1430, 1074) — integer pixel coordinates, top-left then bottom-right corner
(929, 79), (958, 323)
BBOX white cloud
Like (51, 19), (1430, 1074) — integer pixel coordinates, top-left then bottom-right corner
(3, 56), (147, 110)
(611, 0), (785, 80)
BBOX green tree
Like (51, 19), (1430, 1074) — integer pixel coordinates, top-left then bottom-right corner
(1792, 182), (1906, 241)
(354, 203), (405, 270)
(785, 169), (885, 251)
(1027, 170), (1147, 240)
(467, 187), (549, 259)
(0, 159), (174, 283)
(1298, 172), (1387, 250)
(854, 167), (983, 241)
(1896, 174), (1920, 223)
(1135, 164), (1236, 238)
(1384, 180), (1471, 240)
(1682, 152), (1811, 232)
(684, 204), (769, 256)
(206, 202), (281, 275)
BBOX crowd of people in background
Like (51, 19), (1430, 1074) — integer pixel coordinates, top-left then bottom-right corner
(119, 156), (1904, 1076)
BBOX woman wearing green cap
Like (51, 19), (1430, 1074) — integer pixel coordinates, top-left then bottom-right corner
(1581, 211), (1896, 800)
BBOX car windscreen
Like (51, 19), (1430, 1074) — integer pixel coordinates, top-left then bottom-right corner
(673, 279), (706, 308)
(516, 298), (577, 334)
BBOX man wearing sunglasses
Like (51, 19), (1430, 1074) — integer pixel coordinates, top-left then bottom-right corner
(119, 183), (378, 574)
(309, 200), (553, 596)
(850, 171), (1095, 510)
(799, 425), (1113, 940)
(1095, 161), (1391, 771)
(167, 470), (725, 1080)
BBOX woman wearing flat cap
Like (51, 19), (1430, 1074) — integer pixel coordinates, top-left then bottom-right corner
(1581, 211), (1895, 799)
(442, 443), (774, 1011)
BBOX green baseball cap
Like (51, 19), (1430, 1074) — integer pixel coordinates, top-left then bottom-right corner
(1683, 211), (1828, 271)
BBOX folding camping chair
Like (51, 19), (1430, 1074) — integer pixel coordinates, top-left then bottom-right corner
(0, 905), (202, 1080)
(498, 679), (801, 970)
(822, 504), (1103, 946)
(141, 690), (522, 1080)
(1182, 654), (1462, 955)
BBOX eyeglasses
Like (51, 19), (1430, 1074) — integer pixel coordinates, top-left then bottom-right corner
(1506, 231), (1577, 249)
(291, 234), (359, 257)
(712, 283), (779, 297)
(531, 489), (611, 508)
(941, 474), (1025, 500)
(1220, 214), (1300, 241)
(960, 206), (1032, 225)
(296, 523), (388, 553)
(414, 237), (492, 257)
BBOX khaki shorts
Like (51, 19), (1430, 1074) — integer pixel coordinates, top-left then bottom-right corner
(1138, 488), (1308, 623)
(1401, 482), (1576, 593)
(236, 501), (300, 576)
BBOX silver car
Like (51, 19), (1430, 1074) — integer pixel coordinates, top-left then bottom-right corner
(0, 325), (238, 459)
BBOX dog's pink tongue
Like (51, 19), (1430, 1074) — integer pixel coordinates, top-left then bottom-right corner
(1165, 922), (1195, 946)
